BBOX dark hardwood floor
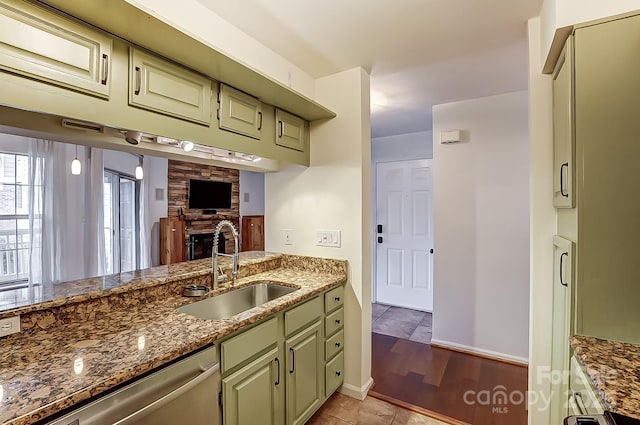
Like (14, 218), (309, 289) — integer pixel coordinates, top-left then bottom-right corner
(370, 333), (528, 425)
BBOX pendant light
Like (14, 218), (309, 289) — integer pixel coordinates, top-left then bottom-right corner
(71, 145), (81, 175)
(135, 156), (144, 180)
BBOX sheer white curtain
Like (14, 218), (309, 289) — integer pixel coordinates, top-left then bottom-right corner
(27, 138), (66, 287)
(85, 147), (106, 277)
(138, 157), (151, 269)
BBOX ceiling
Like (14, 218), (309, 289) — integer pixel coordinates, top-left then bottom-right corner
(196, 0), (542, 138)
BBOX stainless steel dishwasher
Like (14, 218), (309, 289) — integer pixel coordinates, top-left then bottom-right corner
(46, 345), (219, 425)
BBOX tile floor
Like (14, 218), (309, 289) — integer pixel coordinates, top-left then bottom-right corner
(372, 303), (432, 344)
(307, 393), (448, 425)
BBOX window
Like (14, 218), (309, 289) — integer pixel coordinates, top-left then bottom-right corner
(0, 153), (39, 288)
(104, 170), (139, 274)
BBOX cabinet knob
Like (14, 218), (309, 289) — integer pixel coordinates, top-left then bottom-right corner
(335, 342), (341, 348)
(334, 297), (341, 302)
(335, 371), (341, 377)
(335, 319), (341, 325)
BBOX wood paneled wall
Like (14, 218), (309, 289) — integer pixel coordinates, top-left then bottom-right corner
(167, 159), (239, 254)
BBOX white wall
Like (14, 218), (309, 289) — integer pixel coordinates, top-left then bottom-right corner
(239, 170), (265, 217)
(431, 91), (530, 362)
(527, 17), (557, 424)
(371, 130), (433, 163)
(265, 67), (372, 399)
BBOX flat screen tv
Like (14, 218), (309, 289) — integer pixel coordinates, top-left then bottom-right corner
(188, 179), (232, 210)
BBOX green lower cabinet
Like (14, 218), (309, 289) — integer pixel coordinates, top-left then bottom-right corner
(222, 347), (284, 425)
(285, 320), (324, 425)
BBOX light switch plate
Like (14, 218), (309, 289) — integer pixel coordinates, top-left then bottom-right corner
(0, 315), (20, 338)
(284, 229), (293, 245)
(316, 230), (341, 248)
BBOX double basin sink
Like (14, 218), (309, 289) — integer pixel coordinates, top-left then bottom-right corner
(178, 281), (298, 320)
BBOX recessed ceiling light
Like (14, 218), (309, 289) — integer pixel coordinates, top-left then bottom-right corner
(182, 141), (195, 152)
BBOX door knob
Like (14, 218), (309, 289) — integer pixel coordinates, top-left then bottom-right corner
(430, 249), (433, 254)
(377, 224), (383, 233)
(377, 236), (383, 244)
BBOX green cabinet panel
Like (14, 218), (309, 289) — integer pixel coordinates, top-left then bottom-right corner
(0, 0), (112, 98)
(129, 47), (212, 125)
(218, 83), (262, 139)
(325, 329), (343, 361)
(221, 317), (278, 373)
(275, 108), (307, 152)
(549, 236), (574, 424)
(325, 351), (344, 398)
(324, 286), (344, 313)
(284, 296), (322, 338)
(222, 347), (284, 425)
(285, 320), (323, 425)
(325, 307), (344, 337)
(552, 37), (575, 208)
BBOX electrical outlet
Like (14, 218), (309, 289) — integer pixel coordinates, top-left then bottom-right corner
(0, 315), (20, 338)
(316, 230), (341, 248)
(284, 229), (293, 245)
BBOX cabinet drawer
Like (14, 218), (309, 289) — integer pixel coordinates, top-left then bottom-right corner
(325, 351), (344, 397)
(129, 47), (212, 125)
(570, 356), (604, 415)
(0, 0), (112, 98)
(325, 329), (344, 361)
(324, 286), (344, 313)
(325, 307), (344, 337)
(285, 296), (322, 337)
(221, 317), (277, 373)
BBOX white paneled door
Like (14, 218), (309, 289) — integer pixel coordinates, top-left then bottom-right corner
(375, 159), (433, 312)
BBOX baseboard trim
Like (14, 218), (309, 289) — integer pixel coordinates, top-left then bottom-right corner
(339, 377), (374, 401)
(368, 390), (470, 425)
(430, 339), (529, 367)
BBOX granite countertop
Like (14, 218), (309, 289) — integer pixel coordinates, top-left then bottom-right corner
(0, 252), (348, 425)
(570, 335), (640, 418)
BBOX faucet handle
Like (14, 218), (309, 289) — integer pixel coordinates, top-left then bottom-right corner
(217, 266), (228, 281)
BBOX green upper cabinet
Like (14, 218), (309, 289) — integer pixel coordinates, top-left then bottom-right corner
(552, 37), (575, 208)
(276, 109), (307, 152)
(0, 0), (112, 98)
(218, 83), (263, 139)
(285, 320), (323, 425)
(129, 47), (213, 125)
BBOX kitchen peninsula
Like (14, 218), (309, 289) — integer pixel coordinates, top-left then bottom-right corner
(0, 252), (347, 425)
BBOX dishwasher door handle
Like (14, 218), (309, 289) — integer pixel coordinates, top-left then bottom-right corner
(113, 362), (220, 425)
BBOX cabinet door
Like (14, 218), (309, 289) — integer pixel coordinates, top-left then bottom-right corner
(222, 347), (284, 425)
(0, 0), (112, 98)
(159, 217), (185, 265)
(129, 47), (212, 125)
(552, 37), (575, 208)
(549, 236), (574, 424)
(276, 109), (307, 152)
(241, 215), (264, 251)
(285, 320), (323, 425)
(219, 83), (263, 139)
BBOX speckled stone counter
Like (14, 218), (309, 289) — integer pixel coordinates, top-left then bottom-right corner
(0, 252), (347, 425)
(570, 335), (640, 418)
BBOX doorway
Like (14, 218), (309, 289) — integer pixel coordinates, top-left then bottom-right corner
(374, 159), (433, 312)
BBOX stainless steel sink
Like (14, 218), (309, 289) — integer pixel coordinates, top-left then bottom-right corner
(177, 282), (298, 320)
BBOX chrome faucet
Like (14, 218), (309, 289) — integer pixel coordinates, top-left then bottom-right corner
(212, 220), (239, 289)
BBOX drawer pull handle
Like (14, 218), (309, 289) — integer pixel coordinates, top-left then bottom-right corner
(560, 162), (569, 197)
(289, 348), (295, 374)
(559, 252), (568, 287)
(334, 297), (341, 302)
(279, 121), (284, 138)
(258, 111), (263, 130)
(574, 391), (586, 415)
(335, 371), (341, 377)
(274, 357), (280, 386)
(335, 342), (341, 348)
(335, 319), (341, 325)
(134, 66), (141, 95)
(101, 54), (109, 85)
